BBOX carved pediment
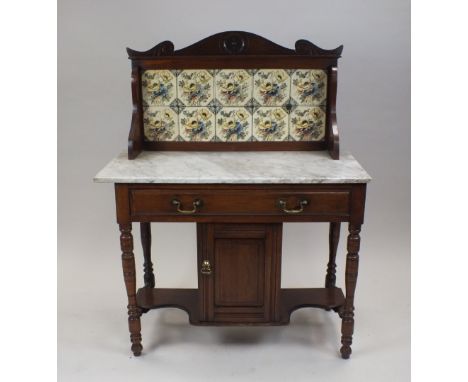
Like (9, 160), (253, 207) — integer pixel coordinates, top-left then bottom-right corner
(127, 31), (342, 58)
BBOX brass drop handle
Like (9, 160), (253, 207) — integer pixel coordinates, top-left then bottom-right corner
(171, 198), (202, 214)
(278, 199), (308, 214)
(200, 260), (212, 275)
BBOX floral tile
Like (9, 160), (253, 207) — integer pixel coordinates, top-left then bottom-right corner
(177, 70), (214, 106)
(143, 107), (179, 141)
(289, 106), (326, 141)
(141, 70), (176, 107)
(216, 107), (252, 142)
(291, 69), (327, 106)
(215, 70), (252, 106)
(179, 107), (215, 141)
(253, 107), (289, 141)
(253, 69), (290, 106)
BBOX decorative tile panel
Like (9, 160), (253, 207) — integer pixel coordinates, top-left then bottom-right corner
(141, 69), (328, 142)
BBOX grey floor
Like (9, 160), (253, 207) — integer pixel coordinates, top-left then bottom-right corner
(58, 222), (410, 381)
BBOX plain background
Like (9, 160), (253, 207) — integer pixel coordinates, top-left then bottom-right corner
(58, 0), (410, 381)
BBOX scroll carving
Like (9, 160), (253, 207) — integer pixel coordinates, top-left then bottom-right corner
(295, 39), (343, 57)
(127, 31), (342, 58)
(126, 41), (175, 58)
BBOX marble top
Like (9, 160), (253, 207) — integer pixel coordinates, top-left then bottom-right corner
(94, 151), (371, 184)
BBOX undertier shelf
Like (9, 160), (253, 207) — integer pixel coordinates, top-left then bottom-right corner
(136, 287), (344, 325)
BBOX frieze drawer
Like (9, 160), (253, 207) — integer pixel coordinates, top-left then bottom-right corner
(128, 186), (351, 218)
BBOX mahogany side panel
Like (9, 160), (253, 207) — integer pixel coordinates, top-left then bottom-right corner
(128, 65), (143, 159)
(327, 66), (340, 159)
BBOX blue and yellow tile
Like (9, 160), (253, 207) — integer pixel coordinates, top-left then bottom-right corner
(142, 70), (176, 107)
(289, 106), (326, 141)
(253, 69), (290, 106)
(253, 107), (289, 141)
(177, 70), (214, 106)
(143, 107), (179, 141)
(291, 69), (327, 106)
(216, 107), (252, 142)
(179, 107), (215, 141)
(215, 69), (252, 106)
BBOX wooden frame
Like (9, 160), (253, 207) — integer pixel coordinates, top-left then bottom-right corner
(126, 31), (342, 159)
(115, 182), (366, 358)
(107, 31), (370, 360)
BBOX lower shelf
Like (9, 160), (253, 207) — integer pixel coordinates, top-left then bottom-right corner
(136, 287), (344, 325)
(279, 288), (344, 324)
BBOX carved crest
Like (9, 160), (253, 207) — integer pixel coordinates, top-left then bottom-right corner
(127, 31), (342, 58)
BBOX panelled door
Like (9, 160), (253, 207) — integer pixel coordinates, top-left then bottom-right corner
(197, 223), (282, 323)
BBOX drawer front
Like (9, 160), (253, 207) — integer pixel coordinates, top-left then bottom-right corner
(129, 187), (351, 217)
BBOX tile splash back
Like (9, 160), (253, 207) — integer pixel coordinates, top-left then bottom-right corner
(141, 69), (327, 142)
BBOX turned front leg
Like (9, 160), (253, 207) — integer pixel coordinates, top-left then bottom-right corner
(340, 223), (361, 359)
(140, 222), (155, 288)
(326, 222), (341, 288)
(119, 223), (143, 356)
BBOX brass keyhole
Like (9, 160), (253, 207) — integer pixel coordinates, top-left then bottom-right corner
(200, 260), (212, 275)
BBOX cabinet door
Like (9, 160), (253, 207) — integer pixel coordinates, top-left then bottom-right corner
(197, 223), (282, 323)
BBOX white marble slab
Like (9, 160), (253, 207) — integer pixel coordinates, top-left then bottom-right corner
(94, 150), (371, 184)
